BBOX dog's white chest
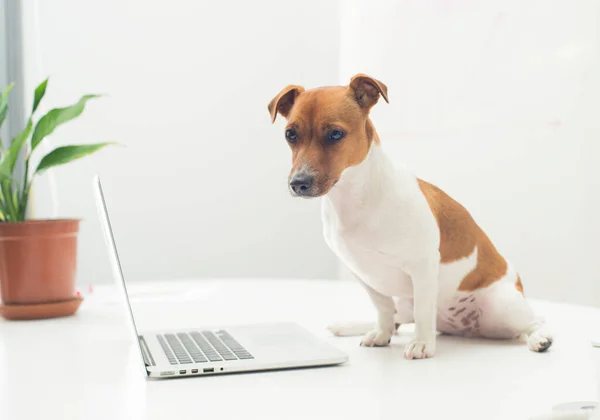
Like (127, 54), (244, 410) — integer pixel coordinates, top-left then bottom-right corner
(319, 144), (442, 298)
(322, 200), (413, 297)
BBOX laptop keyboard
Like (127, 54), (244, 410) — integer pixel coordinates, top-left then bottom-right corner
(157, 330), (253, 365)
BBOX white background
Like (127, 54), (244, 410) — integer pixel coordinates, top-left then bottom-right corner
(12, 0), (600, 306)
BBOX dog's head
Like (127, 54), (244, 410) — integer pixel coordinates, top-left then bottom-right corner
(268, 74), (388, 198)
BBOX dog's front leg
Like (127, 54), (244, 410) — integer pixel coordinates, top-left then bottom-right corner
(357, 278), (396, 347)
(405, 259), (439, 359)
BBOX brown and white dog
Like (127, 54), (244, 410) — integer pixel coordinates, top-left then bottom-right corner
(268, 74), (553, 359)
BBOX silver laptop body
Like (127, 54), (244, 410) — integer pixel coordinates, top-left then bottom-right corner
(93, 176), (348, 378)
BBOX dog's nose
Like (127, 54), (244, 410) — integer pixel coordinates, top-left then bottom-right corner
(290, 174), (314, 195)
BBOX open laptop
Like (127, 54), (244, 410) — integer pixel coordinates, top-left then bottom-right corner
(93, 176), (348, 378)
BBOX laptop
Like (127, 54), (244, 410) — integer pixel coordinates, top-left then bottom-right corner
(93, 176), (348, 378)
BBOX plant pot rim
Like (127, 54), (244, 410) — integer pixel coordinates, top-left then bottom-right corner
(0, 218), (81, 225)
(0, 218), (81, 238)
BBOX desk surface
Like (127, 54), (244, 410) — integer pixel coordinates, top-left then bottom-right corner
(0, 278), (598, 420)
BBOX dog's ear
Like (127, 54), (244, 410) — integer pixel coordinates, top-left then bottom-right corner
(349, 74), (389, 109)
(268, 85), (304, 123)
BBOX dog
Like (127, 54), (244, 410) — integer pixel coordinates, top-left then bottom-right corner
(268, 74), (553, 359)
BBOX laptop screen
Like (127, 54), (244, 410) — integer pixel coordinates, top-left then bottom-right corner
(94, 176), (149, 376)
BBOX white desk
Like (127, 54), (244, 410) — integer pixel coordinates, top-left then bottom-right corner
(0, 278), (598, 420)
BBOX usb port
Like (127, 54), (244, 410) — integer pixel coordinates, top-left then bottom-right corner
(203, 368), (214, 373)
(179, 370), (186, 374)
(191, 369), (198, 374)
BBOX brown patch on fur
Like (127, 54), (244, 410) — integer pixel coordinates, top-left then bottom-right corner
(515, 275), (524, 295)
(418, 179), (508, 291)
(458, 239), (508, 291)
(366, 119), (380, 145)
(417, 179), (477, 262)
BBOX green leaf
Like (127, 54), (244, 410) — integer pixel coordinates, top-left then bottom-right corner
(35, 142), (114, 174)
(0, 183), (8, 221)
(0, 164), (11, 180)
(0, 108), (6, 130)
(0, 82), (15, 129)
(0, 151), (14, 181)
(32, 78), (49, 114)
(19, 159), (30, 219)
(30, 94), (101, 151)
(18, 181), (31, 221)
(0, 108), (6, 129)
(10, 118), (32, 158)
(11, 188), (18, 215)
(0, 180), (17, 221)
(1, 83), (14, 102)
(0, 119), (33, 178)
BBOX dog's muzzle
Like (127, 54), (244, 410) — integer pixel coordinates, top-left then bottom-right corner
(289, 172), (315, 197)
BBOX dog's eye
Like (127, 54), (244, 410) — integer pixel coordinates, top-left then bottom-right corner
(285, 128), (298, 143)
(327, 130), (345, 143)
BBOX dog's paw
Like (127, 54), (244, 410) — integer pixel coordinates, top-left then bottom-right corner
(527, 328), (553, 352)
(327, 322), (373, 337)
(404, 339), (436, 360)
(360, 328), (393, 347)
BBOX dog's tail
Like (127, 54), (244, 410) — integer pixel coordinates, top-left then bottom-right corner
(327, 322), (376, 337)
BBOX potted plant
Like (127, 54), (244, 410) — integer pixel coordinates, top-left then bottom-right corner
(0, 79), (113, 320)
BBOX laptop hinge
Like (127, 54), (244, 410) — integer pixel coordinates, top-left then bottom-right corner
(138, 336), (156, 367)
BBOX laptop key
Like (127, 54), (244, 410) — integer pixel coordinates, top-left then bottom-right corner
(190, 332), (223, 361)
(202, 331), (241, 360)
(157, 335), (179, 364)
(164, 333), (197, 364)
(177, 335), (208, 363)
(166, 330), (253, 363)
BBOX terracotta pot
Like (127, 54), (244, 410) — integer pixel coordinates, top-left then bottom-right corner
(0, 219), (80, 305)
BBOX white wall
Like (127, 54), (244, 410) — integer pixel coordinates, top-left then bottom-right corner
(17, 0), (341, 284)
(340, 0), (600, 306)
